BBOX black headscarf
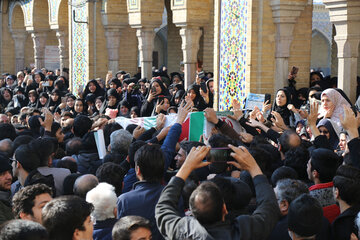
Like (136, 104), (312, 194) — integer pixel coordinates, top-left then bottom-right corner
(83, 79), (105, 99)
(271, 88), (293, 126)
(187, 84), (207, 111)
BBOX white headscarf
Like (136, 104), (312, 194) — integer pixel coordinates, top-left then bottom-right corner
(319, 88), (351, 128)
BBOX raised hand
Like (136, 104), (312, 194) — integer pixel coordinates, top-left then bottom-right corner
(155, 113), (166, 130)
(228, 99), (243, 121)
(271, 111), (288, 130)
(155, 100), (165, 114)
(340, 105), (359, 140)
(176, 100), (193, 124)
(176, 146), (211, 181)
(39, 108), (54, 132)
(204, 108), (219, 124)
(227, 144), (262, 177)
(133, 125), (145, 139)
(262, 100), (271, 113)
(307, 102), (319, 127)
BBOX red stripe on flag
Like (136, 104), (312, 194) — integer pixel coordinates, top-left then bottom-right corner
(179, 117), (190, 142)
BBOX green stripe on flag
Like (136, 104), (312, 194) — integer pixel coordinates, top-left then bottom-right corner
(189, 112), (205, 141)
(143, 117), (157, 130)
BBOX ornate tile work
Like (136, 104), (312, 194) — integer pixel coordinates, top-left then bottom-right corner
(49, 0), (61, 25)
(313, 0), (323, 4)
(128, 0), (139, 10)
(312, 3), (332, 44)
(173, 0), (185, 7)
(71, 0), (89, 96)
(21, 0), (33, 27)
(219, 0), (248, 111)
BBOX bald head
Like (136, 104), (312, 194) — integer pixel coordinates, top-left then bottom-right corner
(0, 138), (13, 157)
(73, 174), (99, 199)
(279, 130), (301, 154)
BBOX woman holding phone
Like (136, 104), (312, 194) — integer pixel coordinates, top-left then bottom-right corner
(140, 78), (169, 117)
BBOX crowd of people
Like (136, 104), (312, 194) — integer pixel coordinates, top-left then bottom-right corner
(0, 65), (359, 240)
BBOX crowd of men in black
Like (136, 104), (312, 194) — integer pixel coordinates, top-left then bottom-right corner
(0, 65), (359, 240)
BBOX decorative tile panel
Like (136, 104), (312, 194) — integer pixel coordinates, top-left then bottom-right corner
(21, 0), (33, 27)
(71, 0), (89, 96)
(49, 0), (62, 25)
(219, 0), (248, 111)
(173, 0), (185, 7)
(128, 0), (139, 10)
(312, 3), (332, 44)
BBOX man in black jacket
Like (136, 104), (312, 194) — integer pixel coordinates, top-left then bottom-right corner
(0, 153), (13, 224)
(155, 145), (280, 240)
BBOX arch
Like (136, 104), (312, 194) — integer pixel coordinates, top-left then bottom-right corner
(154, 25), (168, 68)
(9, 2), (26, 32)
(32, 0), (50, 30)
(311, 29), (331, 76)
(101, 0), (128, 26)
(312, 28), (331, 46)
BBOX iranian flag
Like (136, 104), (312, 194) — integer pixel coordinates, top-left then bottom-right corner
(115, 111), (241, 142)
(179, 112), (206, 142)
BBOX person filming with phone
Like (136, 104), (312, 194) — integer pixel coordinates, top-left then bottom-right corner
(156, 144), (280, 240)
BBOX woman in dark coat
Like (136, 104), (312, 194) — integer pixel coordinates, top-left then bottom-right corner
(82, 79), (105, 100)
(270, 88), (294, 126)
(140, 78), (170, 117)
(186, 84), (208, 111)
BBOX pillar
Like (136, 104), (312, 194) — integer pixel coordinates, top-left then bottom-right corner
(323, 0), (360, 102)
(334, 36), (360, 102)
(31, 32), (47, 69)
(104, 28), (122, 74)
(180, 27), (202, 89)
(270, 0), (306, 93)
(11, 31), (27, 72)
(56, 30), (68, 73)
(136, 27), (156, 80)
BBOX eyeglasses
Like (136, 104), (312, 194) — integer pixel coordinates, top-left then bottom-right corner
(319, 130), (329, 134)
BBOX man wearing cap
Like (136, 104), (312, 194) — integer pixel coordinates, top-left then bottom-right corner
(307, 148), (340, 223)
(0, 153), (14, 224)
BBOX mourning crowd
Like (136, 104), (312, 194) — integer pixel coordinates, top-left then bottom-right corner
(0, 66), (360, 240)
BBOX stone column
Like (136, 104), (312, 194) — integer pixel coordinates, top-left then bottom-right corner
(104, 28), (122, 73)
(56, 30), (68, 73)
(11, 31), (27, 72)
(31, 32), (47, 69)
(179, 27), (202, 89)
(323, 0), (360, 102)
(334, 35), (360, 102)
(270, 0), (306, 93)
(136, 28), (156, 80)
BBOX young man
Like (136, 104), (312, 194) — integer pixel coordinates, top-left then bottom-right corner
(112, 216), (152, 240)
(12, 183), (52, 224)
(307, 148), (340, 223)
(42, 195), (94, 240)
(0, 153), (13, 224)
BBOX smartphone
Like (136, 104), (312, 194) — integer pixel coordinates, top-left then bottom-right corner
(61, 97), (67, 103)
(207, 147), (233, 174)
(291, 66), (299, 75)
(42, 81), (50, 87)
(265, 93), (271, 103)
(198, 71), (205, 79)
(200, 82), (207, 93)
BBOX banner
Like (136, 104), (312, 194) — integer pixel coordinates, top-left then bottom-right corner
(115, 112), (243, 142)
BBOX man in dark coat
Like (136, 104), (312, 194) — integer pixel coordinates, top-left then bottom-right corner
(0, 153), (14, 224)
